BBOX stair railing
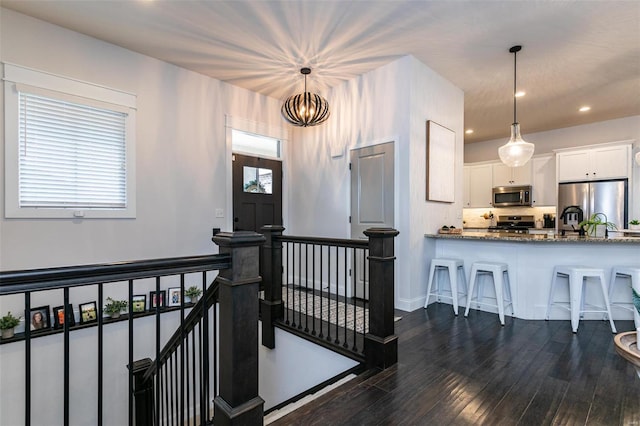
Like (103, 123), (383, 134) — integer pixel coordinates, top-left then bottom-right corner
(0, 230), (266, 426)
(132, 230), (266, 426)
(260, 226), (399, 370)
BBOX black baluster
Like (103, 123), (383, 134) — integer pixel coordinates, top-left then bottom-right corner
(25, 292), (31, 426)
(319, 246), (324, 339)
(344, 247), (348, 348)
(169, 354), (174, 425)
(292, 242), (296, 328)
(327, 245), (331, 342)
(213, 300), (218, 400)
(198, 321), (204, 425)
(98, 283), (103, 426)
(155, 276), (161, 424)
(335, 247), (340, 345)
(311, 244), (316, 336)
(285, 242), (290, 325)
(64, 287), (71, 426)
(304, 243), (309, 332)
(201, 271), (209, 422)
(297, 242), (302, 329)
(352, 248), (358, 352)
(128, 279), (134, 426)
(179, 273), (185, 426)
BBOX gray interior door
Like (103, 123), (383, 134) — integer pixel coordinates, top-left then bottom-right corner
(350, 142), (394, 299)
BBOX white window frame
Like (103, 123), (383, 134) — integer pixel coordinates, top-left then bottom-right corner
(3, 63), (136, 219)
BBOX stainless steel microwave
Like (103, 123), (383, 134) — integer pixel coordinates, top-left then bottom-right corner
(492, 185), (532, 207)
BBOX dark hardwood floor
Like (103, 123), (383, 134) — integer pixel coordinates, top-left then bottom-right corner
(271, 303), (640, 425)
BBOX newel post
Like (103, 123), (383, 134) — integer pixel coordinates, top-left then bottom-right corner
(260, 225), (285, 349)
(363, 227), (399, 370)
(212, 231), (266, 426)
(129, 358), (154, 426)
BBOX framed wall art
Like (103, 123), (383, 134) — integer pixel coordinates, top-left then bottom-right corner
(79, 301), (98, 324)
(28, 305), (51, 332)
(149, 290), (166, 309)
(53, 305), (76, 329)
(131, 295), (147, 313)
(167, 287), (182, 307)
(426, 120), (456, 203)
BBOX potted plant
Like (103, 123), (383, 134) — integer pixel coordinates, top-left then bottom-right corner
(103, 297), (127, 319)
(0, 312), (21, 339)
(578, 213), (617, 238)
(185, 286), (202, 304)
(629, 219), (640, 231)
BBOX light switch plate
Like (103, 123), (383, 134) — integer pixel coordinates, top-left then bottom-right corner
(215, 208), (224, 218)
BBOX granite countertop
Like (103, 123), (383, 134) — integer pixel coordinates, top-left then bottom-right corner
(426, 232), (640, 244)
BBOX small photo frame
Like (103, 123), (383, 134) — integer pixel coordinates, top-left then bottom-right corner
(28, 305), (51, 332)
(53, 305), (76, 329)
(149, 291), (166, 309)
(131, 295), (147, 313)
(79, 301), (98, 324)
(167, 287), (182, 307)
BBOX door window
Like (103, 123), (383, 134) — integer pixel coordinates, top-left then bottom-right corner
(243, 166), (273, 194)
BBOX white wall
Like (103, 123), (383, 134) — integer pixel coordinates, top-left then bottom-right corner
(0, 9), (293, 426)
(0, 8), (284, 271)
(464, 116), (640, 221)
(287, 56), (464, 311)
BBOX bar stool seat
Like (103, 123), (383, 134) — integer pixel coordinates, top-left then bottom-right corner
(464, 261), (513, 325)
(609, 266), (640, 332)
(546, 266), (617, 333)
(424, 258), (467, 315)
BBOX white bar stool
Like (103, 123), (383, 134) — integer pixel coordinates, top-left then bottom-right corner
(546, 266), (617, 333)
(609, 266), (640, 333)
(464, 261), (513, 325)
(424, 258), (467, 315)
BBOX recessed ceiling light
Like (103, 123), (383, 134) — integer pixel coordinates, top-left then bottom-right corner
(514, 91), (526, 98)
(465, 129), (474, 134)
(579, 106), (591, 112)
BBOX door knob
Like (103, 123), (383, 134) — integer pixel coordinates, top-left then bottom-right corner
(234, 217), (239, 223)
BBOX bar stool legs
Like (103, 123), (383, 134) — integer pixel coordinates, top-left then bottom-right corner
(609, 266), (640, 334)
(464, 261), (513, 326)
(547, 266), (617, 333)
(424, 258), (466, 315)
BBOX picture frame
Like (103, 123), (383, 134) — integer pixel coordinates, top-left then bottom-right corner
(53, 305), (76, 329)
(426, 120), (456, 203)
(28, 305), (51, 332)
(79, 301), (98, 324)
(149, 290), (166, 309)
(131, 295), (147, 313)
(167, 287), (182, 307)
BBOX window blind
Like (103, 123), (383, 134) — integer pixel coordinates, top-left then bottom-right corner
(18, 91), (127, 209)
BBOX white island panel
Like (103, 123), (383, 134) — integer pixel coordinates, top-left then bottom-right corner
(429, 234), (639, 321)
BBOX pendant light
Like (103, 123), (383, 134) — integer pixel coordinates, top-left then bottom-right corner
(281, 67), (330, 127)
(498, 45), (535, 167)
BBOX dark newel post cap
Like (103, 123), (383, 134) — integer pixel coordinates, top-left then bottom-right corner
(363, 228), (399, 238)
(212, 231), (266, 248)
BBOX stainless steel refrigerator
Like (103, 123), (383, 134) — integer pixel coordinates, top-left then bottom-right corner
(557, 179), (628, 232)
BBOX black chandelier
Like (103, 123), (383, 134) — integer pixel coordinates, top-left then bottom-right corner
(281, 67), (330, 127)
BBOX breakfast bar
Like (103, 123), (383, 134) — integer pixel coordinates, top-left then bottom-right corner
(424, 232), (640, 321)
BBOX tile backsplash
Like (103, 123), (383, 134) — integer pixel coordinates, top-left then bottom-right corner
(463, 206), (557, 228)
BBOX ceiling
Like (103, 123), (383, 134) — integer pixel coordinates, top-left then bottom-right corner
(2, 0), (639, 143)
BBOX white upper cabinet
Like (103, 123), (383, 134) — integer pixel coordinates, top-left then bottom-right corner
(463, 164), (493, 207)
(531, 154), (556, 206)
(492, 162), (532, 187)
(556, 144), (631, 182)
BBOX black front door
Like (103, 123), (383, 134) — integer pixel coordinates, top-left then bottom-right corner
(232, 154), (283, 232)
